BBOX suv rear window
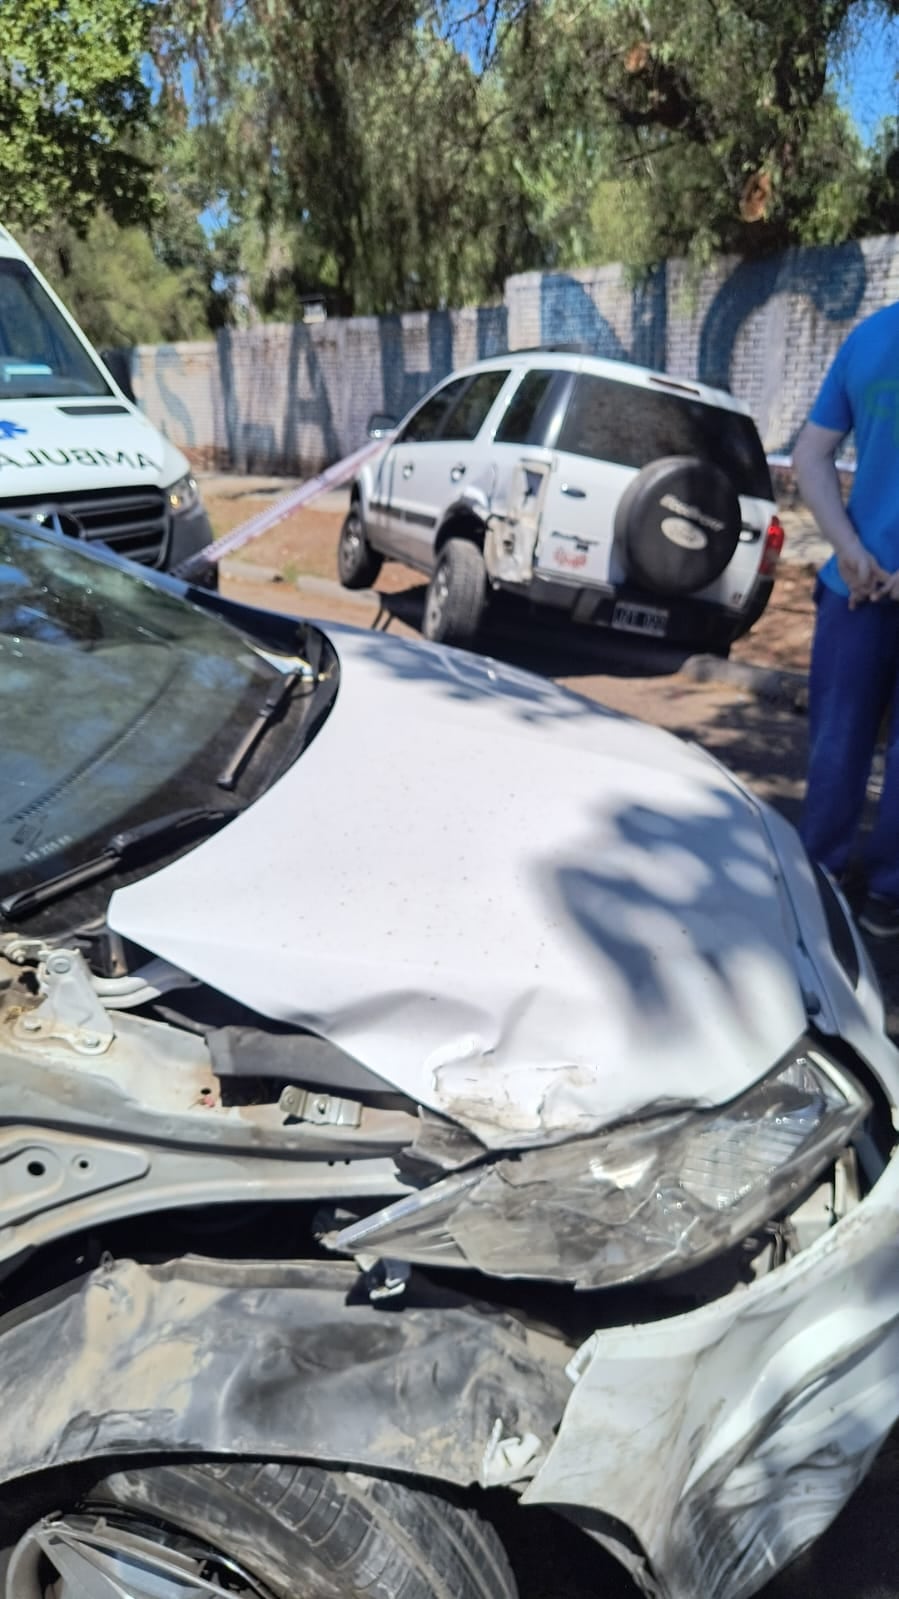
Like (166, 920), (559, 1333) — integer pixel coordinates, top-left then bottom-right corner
(557, 374), (773, 498)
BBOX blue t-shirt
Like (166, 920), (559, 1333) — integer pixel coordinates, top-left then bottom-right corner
(810, 301), (899, 594)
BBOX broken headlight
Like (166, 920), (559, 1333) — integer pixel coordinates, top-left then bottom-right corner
(335, 1045), (869, 1288)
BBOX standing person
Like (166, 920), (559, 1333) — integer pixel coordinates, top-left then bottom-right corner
(793, 301), (899, 938)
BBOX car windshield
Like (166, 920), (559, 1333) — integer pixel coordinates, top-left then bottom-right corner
(0, 519), (304, 911)
(0, 258), (111, 399)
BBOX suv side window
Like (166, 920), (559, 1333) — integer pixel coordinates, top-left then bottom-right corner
(441, 369), (510, 441)
(398, 377), (469, 444)
(495, 368), (560, 444)
(557, 373), (772, 497)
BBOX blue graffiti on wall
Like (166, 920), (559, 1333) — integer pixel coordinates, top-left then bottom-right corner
(475, 304), (509, 359)
(154, 347), (196, 448)
(699, 244), (867, 390)
(378, 311), (453, 423)
(139, 237), (875, 472)
(215, 324), (339, 471)
(377, 305), (510, 424)
(283, 323), (339, 465)
(539, 267), (668, 369)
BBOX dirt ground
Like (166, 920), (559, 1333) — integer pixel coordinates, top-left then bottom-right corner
(203, 474), (897, 1599)
(201, 473), (819, 673)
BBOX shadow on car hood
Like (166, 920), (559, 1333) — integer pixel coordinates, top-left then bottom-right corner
(110, 623), (807, 1148)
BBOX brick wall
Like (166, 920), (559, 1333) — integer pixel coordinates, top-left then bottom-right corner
(131, 234), (899, 476)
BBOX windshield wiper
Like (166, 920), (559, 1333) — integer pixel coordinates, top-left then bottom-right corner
(0, 806), (236, 920)
(216, 666), (308, 792)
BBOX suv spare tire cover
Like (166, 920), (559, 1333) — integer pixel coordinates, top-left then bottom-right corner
(615, 455), (741, 596)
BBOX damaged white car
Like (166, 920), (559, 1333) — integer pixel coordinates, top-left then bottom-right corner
(0, 515), (896, 1599)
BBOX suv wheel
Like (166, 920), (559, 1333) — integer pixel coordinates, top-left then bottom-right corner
(615, 455), (741, 596)
(338, 506), (383, 590)
(422, 538), (487, 647)
(5, 1460), (518, 1599)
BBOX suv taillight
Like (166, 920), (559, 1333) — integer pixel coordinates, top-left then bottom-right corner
(760, 515), (785, 577)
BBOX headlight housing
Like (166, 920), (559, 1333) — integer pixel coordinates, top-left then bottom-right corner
(166, 473), (201, 516)
(335, 1044), (869, 1288)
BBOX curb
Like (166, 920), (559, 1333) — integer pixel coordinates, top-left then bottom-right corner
(680, 654), (808, 711)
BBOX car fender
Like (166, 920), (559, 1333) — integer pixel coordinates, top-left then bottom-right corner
(352, 448), (391, 520)
(0, 1256), (571, 1498)
(434, 493), (491, 556)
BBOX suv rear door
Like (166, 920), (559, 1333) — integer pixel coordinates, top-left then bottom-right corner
(384, 369), (511, 569)
(536, 371), (773, 595)
(535, 372), (635, 587)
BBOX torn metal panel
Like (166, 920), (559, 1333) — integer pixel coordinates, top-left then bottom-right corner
(0, 1000), (417, 1159)
(525, 1149), (899, 1599)
(0, 1257), (571, 1491)
(0, 1121), (406, 1280)
(484, 460), (551, 584)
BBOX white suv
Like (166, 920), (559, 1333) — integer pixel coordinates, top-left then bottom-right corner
(340, 350), (784, 651)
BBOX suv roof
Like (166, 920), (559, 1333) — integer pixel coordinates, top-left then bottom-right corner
(449, 350), (749, 417)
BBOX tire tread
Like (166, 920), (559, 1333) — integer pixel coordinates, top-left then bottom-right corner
(98, 1459), (517, 1599)
(423, 538), (486, 646)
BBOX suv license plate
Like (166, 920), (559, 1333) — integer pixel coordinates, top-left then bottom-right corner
(611, 602), (669, 638)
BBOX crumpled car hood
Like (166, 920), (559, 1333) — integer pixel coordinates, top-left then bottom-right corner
(110, 624), (807, 1148)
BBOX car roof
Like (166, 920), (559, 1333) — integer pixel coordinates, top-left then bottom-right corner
(445, 350), (751, 417)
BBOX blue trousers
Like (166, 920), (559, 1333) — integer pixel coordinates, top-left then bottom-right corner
(801, 582), (899, 899)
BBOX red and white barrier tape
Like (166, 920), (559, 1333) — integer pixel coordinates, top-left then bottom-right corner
(175, 440), (854, 582)
(174, 435), (388, 579)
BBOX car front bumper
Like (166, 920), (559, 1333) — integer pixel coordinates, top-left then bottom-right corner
(524, 1137), (899, 1599)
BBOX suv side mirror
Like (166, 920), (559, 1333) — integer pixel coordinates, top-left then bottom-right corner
(100, 347), (137, 405)
(367, 412), (397, 439)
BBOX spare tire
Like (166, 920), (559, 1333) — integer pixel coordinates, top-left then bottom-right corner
(615, 455), (741, 596)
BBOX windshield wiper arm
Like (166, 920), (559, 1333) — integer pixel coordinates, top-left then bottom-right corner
(217, 667), (307, 792)
(0, 806), (236, 920)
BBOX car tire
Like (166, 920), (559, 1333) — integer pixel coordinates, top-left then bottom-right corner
(615, 456), (741, 597)
(5, 1459), (518, 1599)
(422, 538), (487, 647)
(338, 505), (383, 589)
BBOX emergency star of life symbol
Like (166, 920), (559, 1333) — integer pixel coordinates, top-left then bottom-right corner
(0, 420), (26, 439)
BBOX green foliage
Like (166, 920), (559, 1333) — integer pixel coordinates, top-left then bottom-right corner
(158, 2), (541, 315)
(499, 0), (876, 270)
(24, 211), (215, 347)
(0, 0), (154, 232)
(6, 0), (899, 331)
(859, 116), (899, 234)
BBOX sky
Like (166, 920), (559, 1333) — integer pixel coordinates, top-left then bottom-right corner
(835, 8), (899, 142)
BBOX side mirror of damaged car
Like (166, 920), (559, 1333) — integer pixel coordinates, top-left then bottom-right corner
(367, 412), (398, 439)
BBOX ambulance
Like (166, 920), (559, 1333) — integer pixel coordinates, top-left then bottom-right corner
(0, 226), (213, 578)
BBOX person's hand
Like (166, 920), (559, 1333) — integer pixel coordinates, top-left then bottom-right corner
(871, 568), (899, 603)
(836, 544), (888, 608)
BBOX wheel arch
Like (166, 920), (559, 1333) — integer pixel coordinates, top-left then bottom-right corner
(434, 505), (488, 558)
(0, 1256), (570, 1500)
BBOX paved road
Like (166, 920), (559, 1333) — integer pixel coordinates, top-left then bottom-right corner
(224, 568), (899, 1599)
